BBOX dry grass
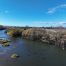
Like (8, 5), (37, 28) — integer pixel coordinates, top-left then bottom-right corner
(6, 28), (66, 48)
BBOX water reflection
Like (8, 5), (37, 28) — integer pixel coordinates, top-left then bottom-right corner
(0, 30), (66, 66)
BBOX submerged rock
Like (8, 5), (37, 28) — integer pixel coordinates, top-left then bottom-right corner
(11, 54), (19, 59)
(0, 39), (11, 47)
(2, 42), (10, 47)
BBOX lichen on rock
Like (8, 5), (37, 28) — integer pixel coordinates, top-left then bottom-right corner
(11, 54), (19, 59)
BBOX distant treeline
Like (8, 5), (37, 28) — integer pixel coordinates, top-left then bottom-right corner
(0, 25), (66, 30)
(5, 25), (65, 29)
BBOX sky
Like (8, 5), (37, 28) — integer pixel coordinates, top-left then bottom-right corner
(0, 0), (66, 27)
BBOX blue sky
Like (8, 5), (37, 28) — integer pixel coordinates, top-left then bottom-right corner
(0, 0), (66, 27)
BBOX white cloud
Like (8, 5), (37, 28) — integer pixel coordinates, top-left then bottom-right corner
(32, 21), (66, 27)
(59, 22), (66, 25)
(47, 4), (66, 14)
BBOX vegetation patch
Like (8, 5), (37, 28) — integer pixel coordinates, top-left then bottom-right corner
(5, 27), (66, 49)
(22, 28), (46, 40)
(6, 28), (23, 37)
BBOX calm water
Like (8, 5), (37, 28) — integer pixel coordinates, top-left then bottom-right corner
(0, 30), (66, 66)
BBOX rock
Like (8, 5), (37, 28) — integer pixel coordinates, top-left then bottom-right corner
(41, 39), (49, 43)
(62, 47), (64, 50)
(0, 39), (11, 47)
(11, 54), (19, 59)
(2, 42), (10, 47)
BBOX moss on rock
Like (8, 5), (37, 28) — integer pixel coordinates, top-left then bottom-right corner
(11, 54), (19, 59)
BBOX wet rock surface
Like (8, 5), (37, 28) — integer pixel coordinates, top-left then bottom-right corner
(11, 54), (19, 59)
(0, 39), (11, 47)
